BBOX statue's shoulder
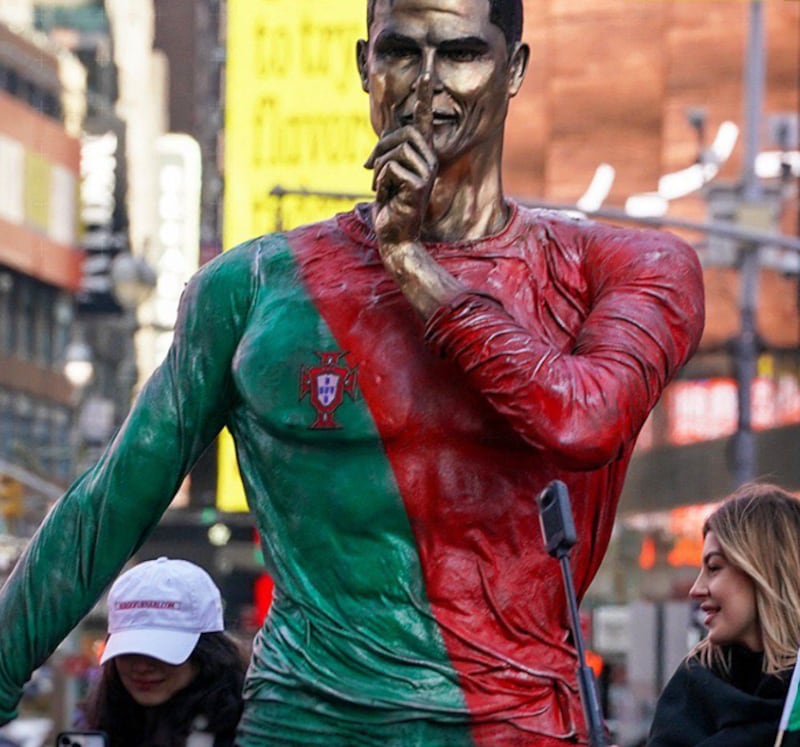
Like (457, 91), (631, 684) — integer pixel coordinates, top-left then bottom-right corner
(513, 203), (600, 255)
(201, 208), (367, 286)
(205, 213), (340, 271)
(514, 202), (695, 261)
(514, 203), (587, 230)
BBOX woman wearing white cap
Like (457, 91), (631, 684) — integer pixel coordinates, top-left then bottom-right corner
(80, 557), (248, 747)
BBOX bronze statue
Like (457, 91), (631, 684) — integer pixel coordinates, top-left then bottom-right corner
(0, 1), (704, 744)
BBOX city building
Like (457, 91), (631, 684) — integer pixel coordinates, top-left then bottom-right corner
(0, 19), (85, 548)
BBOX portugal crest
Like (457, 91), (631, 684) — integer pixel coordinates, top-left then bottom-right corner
(299, 351), (358, 429)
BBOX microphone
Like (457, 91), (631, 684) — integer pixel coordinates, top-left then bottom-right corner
(537, 480), (609, 747)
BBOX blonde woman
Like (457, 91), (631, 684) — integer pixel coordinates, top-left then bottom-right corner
(648, 482), (800, 746)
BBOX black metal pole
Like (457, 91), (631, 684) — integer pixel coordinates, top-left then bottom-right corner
(557, 552), (608, 747)
(537, 480), (608, 747)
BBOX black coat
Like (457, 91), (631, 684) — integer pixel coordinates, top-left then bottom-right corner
(647, 646), (789, 747)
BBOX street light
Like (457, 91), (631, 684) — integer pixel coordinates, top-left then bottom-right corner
(110, 253), (157, 310)
(63, 339), (94, 389)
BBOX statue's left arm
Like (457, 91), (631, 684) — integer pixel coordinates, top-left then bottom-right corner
(0, 244), (257, 723)
(422, 222), (705, 470)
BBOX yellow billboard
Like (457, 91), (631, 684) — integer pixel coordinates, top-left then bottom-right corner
(219, 0), (375, 511)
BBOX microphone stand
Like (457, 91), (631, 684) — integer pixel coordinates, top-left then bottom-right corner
(537, 479), (609, 747)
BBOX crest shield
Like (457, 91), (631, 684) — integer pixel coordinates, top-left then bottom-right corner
(299, 352), (358, 429)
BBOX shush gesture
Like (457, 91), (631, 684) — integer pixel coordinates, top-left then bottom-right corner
(363, 73), (462, 319)
(356, 0), (530, 318)
(365, 73), (438, 249)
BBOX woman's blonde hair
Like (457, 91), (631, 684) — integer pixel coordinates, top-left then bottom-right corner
(694, 482), (800, 675)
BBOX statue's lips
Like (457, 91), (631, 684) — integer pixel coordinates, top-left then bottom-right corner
(398, 112), (459, 126)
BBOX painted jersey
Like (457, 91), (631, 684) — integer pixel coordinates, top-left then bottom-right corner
(0, 202), (704, 746)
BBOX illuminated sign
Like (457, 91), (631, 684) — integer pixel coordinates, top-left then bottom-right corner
(78, 130), (124, 307)
(224, 0), (373, 245)
(667, 372), (800, 446)
(81, 132), (117, 230)
(220, 0), (374, 511)
(138, 134), (202, 379)
(667, 378), (738, 445)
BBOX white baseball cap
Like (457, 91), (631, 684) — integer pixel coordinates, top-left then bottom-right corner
(100, 557), (224, 666)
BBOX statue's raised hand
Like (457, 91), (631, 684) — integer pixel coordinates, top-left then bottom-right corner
(365, 74), (438, 248)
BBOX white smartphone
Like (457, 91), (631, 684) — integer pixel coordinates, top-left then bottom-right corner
(55, 731), (109, 747)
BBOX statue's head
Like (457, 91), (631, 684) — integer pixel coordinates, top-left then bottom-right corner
(358, 0), (529, 163)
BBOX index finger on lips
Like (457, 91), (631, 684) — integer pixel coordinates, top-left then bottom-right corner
(413, 74), (434, 145)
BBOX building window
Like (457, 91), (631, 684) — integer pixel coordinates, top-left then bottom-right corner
(30, 282), (55, 366)
(0, 270), (12, 355)
(41, 91), (61, 119)
(52, 293), (73, 371)
(0, 63), (61, 122)
(0, 389), (11, 462)
(1, 67), (19, 96)
(10, 394), (33, 462)
(51, 407), (72, 482)
(14, 277), (34, 360)
(31, 404), (50, 474)
(6, 273), (19, 356)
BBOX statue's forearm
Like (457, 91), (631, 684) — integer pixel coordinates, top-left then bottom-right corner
(379, 240), (464, 319)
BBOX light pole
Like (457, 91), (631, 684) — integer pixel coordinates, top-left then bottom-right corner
(732, 0), (767, 487)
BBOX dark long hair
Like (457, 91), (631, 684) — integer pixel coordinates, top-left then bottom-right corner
(83, 632), (248, 747)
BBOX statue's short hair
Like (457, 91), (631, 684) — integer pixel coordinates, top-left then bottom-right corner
(366, 0), (523, 48)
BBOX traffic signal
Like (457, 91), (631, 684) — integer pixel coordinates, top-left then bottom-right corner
(0, 475), (24, 523)
(253, 573), (274, 626)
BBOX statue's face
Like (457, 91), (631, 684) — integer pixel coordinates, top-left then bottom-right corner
(359, 0), (525, 163)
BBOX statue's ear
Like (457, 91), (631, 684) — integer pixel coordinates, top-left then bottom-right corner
(507, 42), (529, 97)
(356, 40), (369, 93)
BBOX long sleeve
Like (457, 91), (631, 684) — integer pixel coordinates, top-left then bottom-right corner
(0, 243), (257, 722)
(424, 220), (705, 470)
